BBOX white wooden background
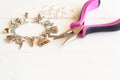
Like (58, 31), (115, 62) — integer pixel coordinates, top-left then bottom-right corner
(0, 0), (120, 80)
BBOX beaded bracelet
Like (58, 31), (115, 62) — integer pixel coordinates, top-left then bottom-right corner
(3, 13), (58, 49)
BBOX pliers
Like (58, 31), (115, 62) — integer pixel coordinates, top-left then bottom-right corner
(54, 0), (120, 45)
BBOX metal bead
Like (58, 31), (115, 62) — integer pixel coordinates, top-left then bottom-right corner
(44, 20), (51, 26)
(14, 18), (22, 24)
(3, 28), (9, 33)
(8, 20), (14, 26)
(18, 42), (23, 49)
(37, 38), (50, 47)
(50, 26), (58, 33)
(5, 35), (14, 42)
(41, 33), (47, 38)
(15, 37), (24, 49)
(27, 37), (34, 47)
(32, 13), (43, 23)
(24, 13), (28, 19)
(37, 14), (42, 20)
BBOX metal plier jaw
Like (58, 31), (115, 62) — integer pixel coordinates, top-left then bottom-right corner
(54, 26), (82, 45)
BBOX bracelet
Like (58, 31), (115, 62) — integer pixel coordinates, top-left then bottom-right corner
(3, 13), (58, 49)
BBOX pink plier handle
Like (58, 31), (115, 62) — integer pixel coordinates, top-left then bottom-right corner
(70, 0), (100, 29)
(70, 0), (120, 38)
(81, 19), (120, 37)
